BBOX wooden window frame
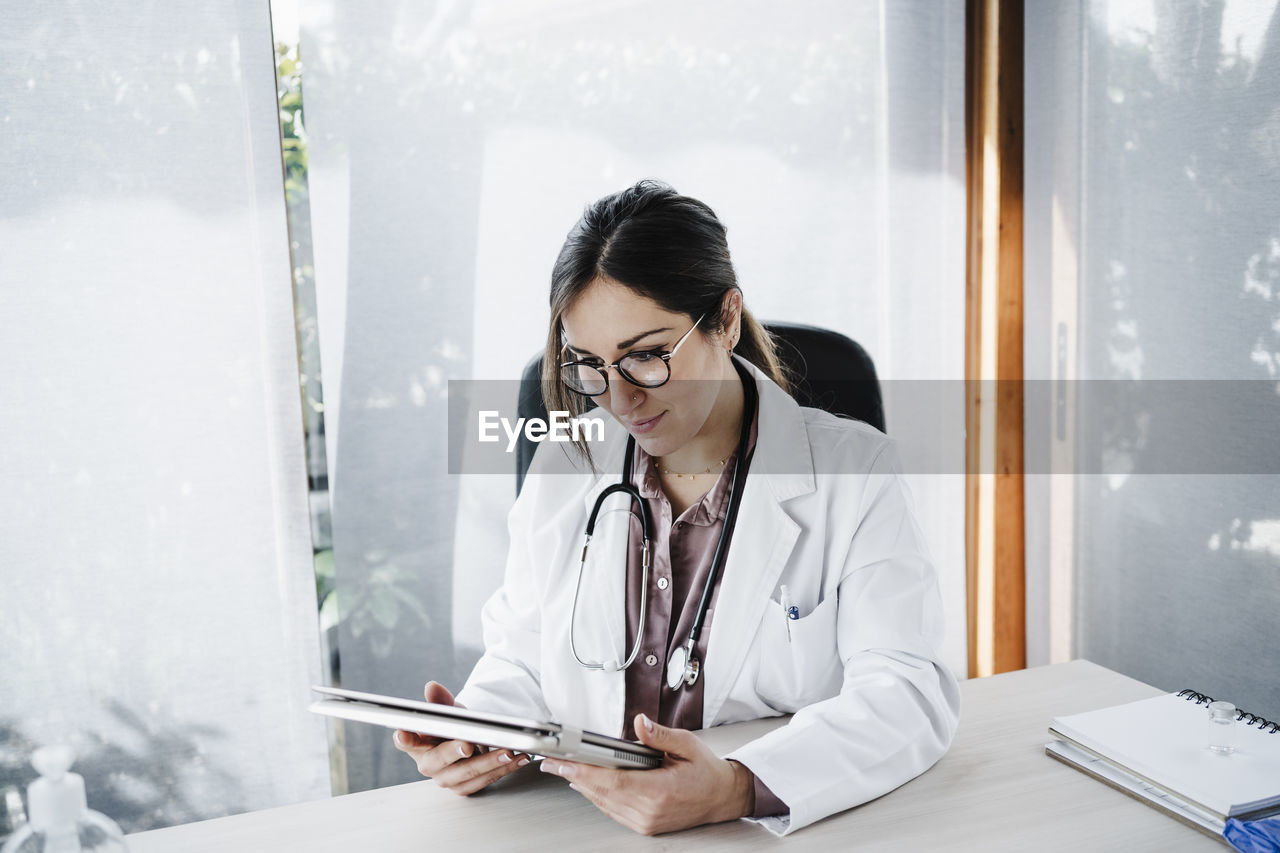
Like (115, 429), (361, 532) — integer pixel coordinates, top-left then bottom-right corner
(965, 0), (1025, 677)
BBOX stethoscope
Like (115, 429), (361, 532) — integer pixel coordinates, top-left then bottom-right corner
(569, 359), (757, 691)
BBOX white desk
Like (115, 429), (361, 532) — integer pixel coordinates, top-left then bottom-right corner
(127, 661), (1227, 851)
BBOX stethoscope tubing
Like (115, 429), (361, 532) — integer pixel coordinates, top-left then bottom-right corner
(569, 359), (757, 687)
(570, 484), (652, 672)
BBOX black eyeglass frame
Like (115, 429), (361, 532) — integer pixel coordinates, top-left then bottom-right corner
(559, 314), (706, 397)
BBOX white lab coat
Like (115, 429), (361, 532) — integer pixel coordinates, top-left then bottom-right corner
(457, 358), (960, 835)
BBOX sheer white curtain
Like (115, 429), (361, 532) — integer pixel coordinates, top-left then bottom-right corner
(300, 0), (966, 791)
(1025, 1), (1280, 713)
(0, 0), (329, 832)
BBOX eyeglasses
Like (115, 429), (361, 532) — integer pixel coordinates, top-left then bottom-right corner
(560, 314), (705, 397)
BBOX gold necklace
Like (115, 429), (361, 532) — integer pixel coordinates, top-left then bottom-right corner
(655, 456), (729, 479)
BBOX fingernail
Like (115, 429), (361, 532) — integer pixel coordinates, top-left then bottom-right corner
(517, 756), (530, 767)
(457, 744), (468, 759)
(394, 732), (404, 746)
(540, 761), (558, 775)
(558, 763), (576, 779)
(640, 713), (655, 735)
(499, 752), (512, 764)
(569, 783), (581, 793)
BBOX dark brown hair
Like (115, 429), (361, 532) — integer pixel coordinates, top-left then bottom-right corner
(544, 179), (791, 468)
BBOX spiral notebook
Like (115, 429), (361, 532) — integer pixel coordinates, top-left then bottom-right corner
(1047, 689), (1280, 834)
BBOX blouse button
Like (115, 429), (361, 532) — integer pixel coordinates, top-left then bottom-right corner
(645, 653), (658, 667)
(656, 577), (669, 590)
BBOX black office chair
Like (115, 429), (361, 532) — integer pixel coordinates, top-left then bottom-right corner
(515, 321), (884, 495)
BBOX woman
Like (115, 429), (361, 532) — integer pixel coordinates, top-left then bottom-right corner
(394, 180), (959, 836)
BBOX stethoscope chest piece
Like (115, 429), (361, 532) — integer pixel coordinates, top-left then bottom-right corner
(666, 643), (700, 691)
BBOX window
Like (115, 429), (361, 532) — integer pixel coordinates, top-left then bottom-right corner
(1025, 0), (1280, 712)
(0, 1), (328, 832)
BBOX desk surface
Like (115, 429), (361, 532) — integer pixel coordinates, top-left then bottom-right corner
(127, 661), (1227, 852)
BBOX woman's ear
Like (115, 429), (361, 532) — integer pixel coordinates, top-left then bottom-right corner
(721, 289), (743, 350)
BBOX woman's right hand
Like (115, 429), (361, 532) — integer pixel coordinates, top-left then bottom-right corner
(392, 681), (531, 795)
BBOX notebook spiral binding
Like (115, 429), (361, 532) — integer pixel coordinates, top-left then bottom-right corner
(1178, 689), (1280, 734)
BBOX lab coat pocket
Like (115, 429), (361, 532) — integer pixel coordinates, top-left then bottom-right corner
(752, 593), (843, 713)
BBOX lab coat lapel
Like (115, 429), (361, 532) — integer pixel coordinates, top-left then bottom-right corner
(702, 478), (799, 726)
(702, 363), (814, 726)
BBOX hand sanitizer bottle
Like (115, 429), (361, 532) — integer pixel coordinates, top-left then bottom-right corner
(0, 746), (128, 853)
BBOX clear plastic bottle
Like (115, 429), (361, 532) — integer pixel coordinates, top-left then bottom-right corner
(0, 746), (128, 853)
(1207, 700), (1237, 756)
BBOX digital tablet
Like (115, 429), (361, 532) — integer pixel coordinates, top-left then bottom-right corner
(309, 685), (663, 770)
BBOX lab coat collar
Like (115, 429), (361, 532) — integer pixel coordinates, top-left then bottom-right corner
(741, 355), (815, 503)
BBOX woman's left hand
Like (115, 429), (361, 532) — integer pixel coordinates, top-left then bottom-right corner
(539, 713), (755, 835)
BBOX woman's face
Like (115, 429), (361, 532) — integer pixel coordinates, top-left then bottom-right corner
(560, 278), (733, 459)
